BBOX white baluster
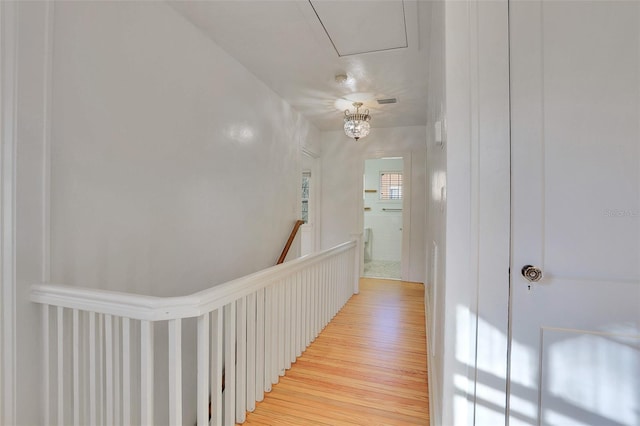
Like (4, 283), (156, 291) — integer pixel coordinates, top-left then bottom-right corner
(236, 296), (247, 423)
(304, 268), (313, 347)
(327, 260), (332, 319)
(345, 253), (350, 303)
(333, 257), (337, 313)
(122, 318), (130, 426)
(113, 317), (121, 425)
(318, 265), (324, 332)
(140, 320), (154, 425)
(270, 284), (279, 386)
(211, 309), (223, 425)
(332, 258), (337, 316)
(320, 264), (325, 329)
(255, 288), (265, 401)
(43, 305), (50, 425)
(290, 276), (297, 362)
(272, 285), (279, 382)
(169, 318), (182, 426)
(317, 265), (322, 338)
(328, 262), (332, 322)
(105, 315), (113, 426)
(278, 283), (285, 377)
(329, 259), (333, 317)
(284, 278), (292, 370)
(330, 260), (335, 319)
(57, 306), (64, 426)
(72, 309), (79, 426)
(295, 272), (302, 357)
(246, 292), (256, 412)
(98, 314), (104, 425)
(312, 266), (318, 340)
(302, 270), (309, 348)
(224, 302), (236, 426)
(89, 312), (96, 426)
(338, 255), (341, 305)
(352, 247), (358, 296)
(264, 286), (275, 390)
(340, 255), (344, 304)
(332, 259), (336, 314)
(197, 314), (209, 426)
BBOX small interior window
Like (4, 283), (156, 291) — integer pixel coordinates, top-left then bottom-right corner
(301, 171), (310, 223)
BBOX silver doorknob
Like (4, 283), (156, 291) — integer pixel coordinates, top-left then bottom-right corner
(521, 265), (543, 282)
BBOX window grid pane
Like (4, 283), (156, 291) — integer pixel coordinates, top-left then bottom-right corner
(301, 173), (310, 223)
(380, 172), (403, 200)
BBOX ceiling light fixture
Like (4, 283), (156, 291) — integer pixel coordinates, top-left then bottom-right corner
(343, 102), (371, 141)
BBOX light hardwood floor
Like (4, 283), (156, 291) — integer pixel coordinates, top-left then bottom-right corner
(241, 278), (429, 425)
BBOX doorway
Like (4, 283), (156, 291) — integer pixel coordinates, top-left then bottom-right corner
(362, 157), (404, 280)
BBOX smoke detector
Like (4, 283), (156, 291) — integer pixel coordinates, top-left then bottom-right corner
(335, 74), (349, 84)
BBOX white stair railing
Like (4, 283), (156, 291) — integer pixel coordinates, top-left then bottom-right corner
(31, 240), (357, 426)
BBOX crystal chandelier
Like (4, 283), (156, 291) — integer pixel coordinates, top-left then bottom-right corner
(343, 102), (371, 141)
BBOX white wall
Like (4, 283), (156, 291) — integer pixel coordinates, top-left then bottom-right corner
(50, 1), (319, 297)
(364, 158), (403, 262)
(321, 126), (427, 283)
(8, 2), (320, 424)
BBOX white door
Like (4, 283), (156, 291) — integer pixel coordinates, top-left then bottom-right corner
(509, 2), (640, 426)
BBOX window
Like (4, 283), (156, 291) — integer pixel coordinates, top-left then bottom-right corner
(301, 171), (310, 223)
(380, 172), (402, 200)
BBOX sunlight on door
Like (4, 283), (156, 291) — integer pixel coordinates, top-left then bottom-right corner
(543, 330), (639, 426)
(451, 305), (640, 426)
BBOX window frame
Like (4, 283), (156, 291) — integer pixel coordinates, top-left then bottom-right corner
(379, 171), (403, 201)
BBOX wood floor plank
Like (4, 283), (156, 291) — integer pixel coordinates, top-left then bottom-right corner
(239, 278), (429, 425)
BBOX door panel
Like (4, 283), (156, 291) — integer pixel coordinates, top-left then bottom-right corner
(540, 329), (640, 426)
(510, 1), (640, 425)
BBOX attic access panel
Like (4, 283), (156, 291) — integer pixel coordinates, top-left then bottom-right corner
(308, 0), (408, 56)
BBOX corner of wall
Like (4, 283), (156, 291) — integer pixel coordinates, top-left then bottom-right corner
(438, 1), (511, 425)
(0, 2), (18, 423)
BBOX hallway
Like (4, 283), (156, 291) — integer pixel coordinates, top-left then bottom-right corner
(242, 278), (429, 425)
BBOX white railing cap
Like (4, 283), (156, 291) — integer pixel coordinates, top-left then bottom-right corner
(31, 240), (356, 321)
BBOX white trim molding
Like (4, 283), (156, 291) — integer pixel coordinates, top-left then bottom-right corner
(41, 0), (54, 284)
(0, 1), (18, 423)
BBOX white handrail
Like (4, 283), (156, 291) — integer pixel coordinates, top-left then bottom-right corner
(31, 240), (356, 321)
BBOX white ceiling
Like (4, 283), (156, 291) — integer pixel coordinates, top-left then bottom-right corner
(168, 0), (430, 131)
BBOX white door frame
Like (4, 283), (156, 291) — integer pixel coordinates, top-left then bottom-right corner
(301, 148), (320, 255)
(437, 0), (511, 424)
(358, 152), (411, 281)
